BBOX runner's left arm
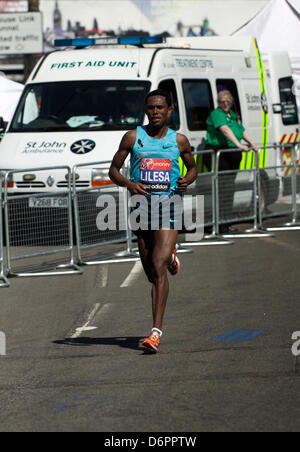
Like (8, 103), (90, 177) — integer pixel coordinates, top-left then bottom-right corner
(176, 134), (198, 193)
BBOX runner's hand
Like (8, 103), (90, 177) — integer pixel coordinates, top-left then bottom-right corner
(127, 181), (148, 195)
(177, 176), (188, 192)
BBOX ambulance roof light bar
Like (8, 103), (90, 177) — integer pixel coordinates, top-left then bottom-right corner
(54, 36), (165, 48)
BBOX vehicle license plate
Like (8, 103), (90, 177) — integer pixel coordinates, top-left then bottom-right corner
(28, 197), (68, 208)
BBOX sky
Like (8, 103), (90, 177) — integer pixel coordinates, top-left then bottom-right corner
(0, 0), (270, 35)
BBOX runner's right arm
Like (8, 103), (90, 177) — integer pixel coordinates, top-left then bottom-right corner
(109, 130), (148, 195)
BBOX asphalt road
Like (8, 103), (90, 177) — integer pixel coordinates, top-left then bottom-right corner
(0, 225), (299, 432)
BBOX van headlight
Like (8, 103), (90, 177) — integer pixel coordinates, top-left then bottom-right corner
(91, 168), (113, 187)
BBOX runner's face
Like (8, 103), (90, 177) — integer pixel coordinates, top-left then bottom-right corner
(145, 95), (172, 128)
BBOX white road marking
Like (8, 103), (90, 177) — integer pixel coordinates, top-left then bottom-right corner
(95, 265), (108, 288)
(70, 303), (101, 339)
(120, 261), (143, 288)
(75, 326), (98, 333)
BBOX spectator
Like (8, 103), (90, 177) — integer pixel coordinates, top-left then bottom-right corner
(206, 90), (258, 233)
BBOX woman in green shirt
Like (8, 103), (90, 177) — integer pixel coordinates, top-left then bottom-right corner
(206, 90), (258, 231)
(206, 89), (258, 160)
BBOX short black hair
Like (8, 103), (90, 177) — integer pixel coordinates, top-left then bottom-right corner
(145, 89), (171, 107)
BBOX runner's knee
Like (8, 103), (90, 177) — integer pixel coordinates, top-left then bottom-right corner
(151, 256), (169, 281)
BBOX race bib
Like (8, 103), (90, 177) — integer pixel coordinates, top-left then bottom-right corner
(140, 158), (172, 192)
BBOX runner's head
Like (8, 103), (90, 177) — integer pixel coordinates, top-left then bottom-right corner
(145, 89), (171, 107)
(145, 90), (172, 129)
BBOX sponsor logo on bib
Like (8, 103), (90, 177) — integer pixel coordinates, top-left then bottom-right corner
(140, 158), (172, 191)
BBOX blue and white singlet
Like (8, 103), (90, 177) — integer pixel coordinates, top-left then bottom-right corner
(130, 126), (181, 195)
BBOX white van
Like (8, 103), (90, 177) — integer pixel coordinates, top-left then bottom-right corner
(0, 36), (298, 205)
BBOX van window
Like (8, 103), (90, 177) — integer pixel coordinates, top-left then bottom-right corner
(182, 79), (213, 131)
(279, 77), (299, 126)
(216, 79), (242, 121)
(9, 80), (151, 132)
(158, 79), (180, 130)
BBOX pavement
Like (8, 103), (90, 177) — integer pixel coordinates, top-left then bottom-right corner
(0, 222), (299, 432)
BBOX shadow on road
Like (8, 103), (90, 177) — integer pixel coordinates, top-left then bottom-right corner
(53, 336), (147, 352)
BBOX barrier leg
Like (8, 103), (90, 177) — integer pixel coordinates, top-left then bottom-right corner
(181, 151), (234, 247)
(221, 150), (273, 239)
(0, 179), (9, 287)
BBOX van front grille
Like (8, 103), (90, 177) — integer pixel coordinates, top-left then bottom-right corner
(56, 181), (90, 188)
(16, 181), (46, 188)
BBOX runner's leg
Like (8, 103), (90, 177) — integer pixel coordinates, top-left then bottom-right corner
(137, 233), (159, 323)
(151, 229), (178, 331)
(137, 233), (158, 327)
(137, 232), (154, 284)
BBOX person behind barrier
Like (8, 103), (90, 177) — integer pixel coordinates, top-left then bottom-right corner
(205, 90), (258, 232)
(109, 89), (197, 353)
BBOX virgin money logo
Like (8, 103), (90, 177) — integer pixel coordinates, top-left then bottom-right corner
(141, 159), (154, 170)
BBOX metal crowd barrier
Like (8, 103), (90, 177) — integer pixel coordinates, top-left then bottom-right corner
(216, 148), (272, 239)
(0, 173), (9, 287)
(182, 149), (234, 247)
(182, 145), (297, 244)
(3, 166), (82, 277)
(258, 143), (300, 231)
(0, 142), (299, 287)
(297, 145), (300, 213)
(72, 160), (139, 265)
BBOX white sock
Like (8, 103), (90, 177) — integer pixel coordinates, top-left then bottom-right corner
(169, 244), (178, 265)
(151, 328), (163, 338)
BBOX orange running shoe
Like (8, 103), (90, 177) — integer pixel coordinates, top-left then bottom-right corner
(168, 244), (180, 276)
(142, 333), (161, 352)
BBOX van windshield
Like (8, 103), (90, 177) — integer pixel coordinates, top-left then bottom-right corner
(10, 80), (151, 132)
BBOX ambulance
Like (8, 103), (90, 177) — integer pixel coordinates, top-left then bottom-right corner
(0, 35), (298, 211)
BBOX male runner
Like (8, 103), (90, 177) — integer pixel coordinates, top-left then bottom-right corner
(109, 89), (197, 352)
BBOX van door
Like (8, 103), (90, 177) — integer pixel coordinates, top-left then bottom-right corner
(158, 77), (215, 173)
(216, 78), (254, 170)
(264, 53), (299, 144)
(181, 78), (214, 151)
(157, 77), (214, 174)
(180, 79), (214, 175)
(264, 53), (299, 195)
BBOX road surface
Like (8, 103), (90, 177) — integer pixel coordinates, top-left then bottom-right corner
(0, 226), (299, 432)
